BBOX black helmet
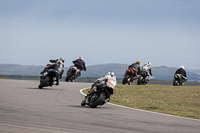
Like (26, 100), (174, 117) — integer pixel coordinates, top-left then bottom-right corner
(60, 57), (65, 63)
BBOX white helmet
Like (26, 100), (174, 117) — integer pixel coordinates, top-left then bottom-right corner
(60, 57), (65, 63)
(107, 71), (115, 76)
(180, 65), (184, 69)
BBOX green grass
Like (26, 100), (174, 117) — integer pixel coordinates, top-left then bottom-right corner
(84, 85), (200, 119)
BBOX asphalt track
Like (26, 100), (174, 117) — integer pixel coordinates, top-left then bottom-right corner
(0, 79), (200, 133)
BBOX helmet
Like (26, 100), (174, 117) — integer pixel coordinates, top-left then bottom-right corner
(147, 62), (151, 66)
(180, 65), (184, 69)
(136, 60), (140, 65)
(60, 57), (64, 63)
(79, 56), (83, 60)
(107, 71), (115, 77)
(56, 60), (62, 64)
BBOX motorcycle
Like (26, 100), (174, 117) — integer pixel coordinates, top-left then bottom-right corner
(137, 69), (150, 85)
(38, 69), (58, 89)
(122, 68), (138, 85)
(65, 65), (80, 82)
(81, 83), (109, 108)
(173, 74), (183, 86)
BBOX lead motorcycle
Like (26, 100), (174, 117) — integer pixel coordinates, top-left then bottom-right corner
(137, 69), (150, 85)
(65, 66), (80, 82)
(38, 69), (58, 89)
(122, 68), (138, 85)
(81, 83), (109, 108)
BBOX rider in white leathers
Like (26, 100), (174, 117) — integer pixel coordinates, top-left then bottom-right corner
(86, 71), (117, 104)
(95, 71), (117, 90)
(141, 62), (152, 82)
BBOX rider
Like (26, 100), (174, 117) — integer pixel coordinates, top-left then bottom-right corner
(174, 66), (187, 85)
(72, 56), (86, 77)
(40, 57), (65, 85)
(141, 62), (152, 82)
(85, 71), (117, 104)
(128, 60), (141, 84)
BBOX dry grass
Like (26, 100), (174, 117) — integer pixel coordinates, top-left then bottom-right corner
(84, 85), (200, 119)
(110, 85), (200, 119)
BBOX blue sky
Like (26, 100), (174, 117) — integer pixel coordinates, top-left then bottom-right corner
(0, 0), (200, 69)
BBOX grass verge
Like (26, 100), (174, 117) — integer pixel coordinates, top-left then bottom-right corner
(83, 85), (200, 119)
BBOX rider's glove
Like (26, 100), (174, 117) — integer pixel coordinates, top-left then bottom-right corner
(94, 80), (100, 84)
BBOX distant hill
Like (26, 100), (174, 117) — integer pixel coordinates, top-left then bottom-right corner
(0, 64), (199, 81)
(151, 66), (200, 81)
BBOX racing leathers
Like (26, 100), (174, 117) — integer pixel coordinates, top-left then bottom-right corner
(73, 59), (86, 71)
(87, 74), (117, 104)
(142, 64), (152, 82)
(40, 59), (64, 76)
(40, 59), (64, 85)
(128, 63), (140, 82)
(95, 74), (117, 94)
(72, 58), (86, 78)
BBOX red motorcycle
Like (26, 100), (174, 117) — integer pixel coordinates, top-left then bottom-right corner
(122, 68), (138, 85)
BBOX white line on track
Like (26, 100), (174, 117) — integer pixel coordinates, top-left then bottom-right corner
(80, 87), (200, 122)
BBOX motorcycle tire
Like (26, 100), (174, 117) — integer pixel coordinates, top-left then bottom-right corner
(122, 74), (129, 84)
(65, 72), (73, 82)
(137, 77), (142, 85)
(89, 93), (105, 108)
(38, 76), (50, 89)
(173, 79), (180, 86)
(81, 99), (86, 106)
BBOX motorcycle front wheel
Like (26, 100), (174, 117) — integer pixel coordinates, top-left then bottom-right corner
(81, 99), (86, 106)
(173, 79), (180, 86)
(122, 74), (129, 84)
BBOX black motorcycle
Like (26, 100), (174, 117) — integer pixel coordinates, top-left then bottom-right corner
(137, 69), (149, 85)
(38, 69), (58, 89)
(122, 68), (137, 85)
(65, 66), (80, 82)
(81, 84), (109, 108)
(173, 74), (183, 86)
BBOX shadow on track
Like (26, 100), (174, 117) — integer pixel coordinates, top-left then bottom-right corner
(27, 87), (58, 90)
(68, 105), (109, 109)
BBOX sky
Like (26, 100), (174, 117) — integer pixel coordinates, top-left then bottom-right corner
(0, 0), (200, 69)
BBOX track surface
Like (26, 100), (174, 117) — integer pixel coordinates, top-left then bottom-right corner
(0, 79), (200, 133)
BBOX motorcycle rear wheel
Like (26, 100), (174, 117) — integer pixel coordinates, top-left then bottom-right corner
(89, 93), (105, 108)
(38, 76), (50, 89)
(137, 77), (142, 85)
(65, 72), (74, 82)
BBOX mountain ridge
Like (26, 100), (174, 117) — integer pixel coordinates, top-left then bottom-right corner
(0, 63), (199, 81)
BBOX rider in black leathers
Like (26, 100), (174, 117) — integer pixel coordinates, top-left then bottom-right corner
(128, 60), (141, 84)
(71, 56), (86, 78)
(40, 57), (64, 85)
(174, 66), (187, 85)
(73, 56), (86, 71)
